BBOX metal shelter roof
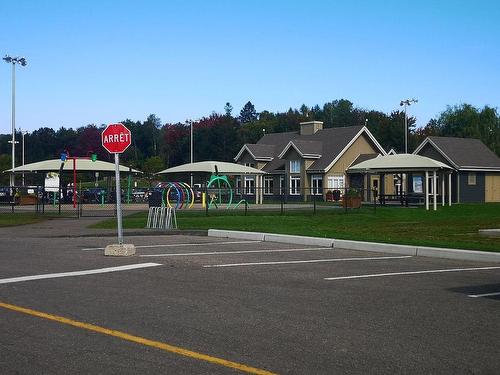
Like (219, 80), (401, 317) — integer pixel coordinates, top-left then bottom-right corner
(156, 161), (266, 175)
(348, 154), (454, 173)
(5, 159), (142, 174)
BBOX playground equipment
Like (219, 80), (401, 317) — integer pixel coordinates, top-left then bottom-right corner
(155, 181), (195, 209)
(154, 177), (246, 210)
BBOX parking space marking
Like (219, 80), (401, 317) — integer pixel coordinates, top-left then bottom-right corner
(324, 266), (500, 281)
(0, 301), (277, 375)
(82, 241), (261, 251)
(0, 263), (162, 285)
(468, 291), (500, 298)
(140, 247), (332, 257)
(203, 255), (412, 268)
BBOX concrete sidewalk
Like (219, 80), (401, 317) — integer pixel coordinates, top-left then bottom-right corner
(0, 217), (206, 239)
(208, 229), (500, 263)
(3, 217), (498, 263)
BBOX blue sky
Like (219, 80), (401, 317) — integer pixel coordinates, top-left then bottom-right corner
(0, 0), (499, 132)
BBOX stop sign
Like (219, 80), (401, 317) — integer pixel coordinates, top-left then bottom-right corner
(102, 123), (132, 153)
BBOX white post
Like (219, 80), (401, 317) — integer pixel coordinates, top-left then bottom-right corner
(115, 153), (123, 245)
(441, 173), (445, 206)
(448, 172), (452, 206)
(22, 131), (26, 186)
(425, 171), (429, 210)
(255, 175), (258, 205)
(433, 170), (437, 211)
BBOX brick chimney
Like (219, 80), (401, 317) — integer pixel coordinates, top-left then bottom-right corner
(300, 121), (323, 135)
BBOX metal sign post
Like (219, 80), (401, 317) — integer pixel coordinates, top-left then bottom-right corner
(114, 153), (123, 245)
(102, 123), (134, 256)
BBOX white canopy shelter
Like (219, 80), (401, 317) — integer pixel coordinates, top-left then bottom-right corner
(348, 154), (453, 173)
(348, 154), (454, 211)
(156, 161), (266, 204)
(156, 161), (266, 175)
(5, 159), (142, 174)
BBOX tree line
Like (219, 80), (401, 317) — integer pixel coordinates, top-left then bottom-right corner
(0, 99), (498, 185)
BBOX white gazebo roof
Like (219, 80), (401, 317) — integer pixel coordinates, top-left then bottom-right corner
(156, 161), (266, 175)
(5, 159), (142, 174)
(348, 154), (454, 173)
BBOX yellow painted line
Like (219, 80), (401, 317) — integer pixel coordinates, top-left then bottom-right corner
(0, 301), (277, 375)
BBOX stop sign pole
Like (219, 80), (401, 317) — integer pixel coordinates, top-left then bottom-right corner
(102, 123), (134, 255)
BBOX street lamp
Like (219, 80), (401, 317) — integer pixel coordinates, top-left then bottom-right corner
(3, 55), (27, 188)
(21, 130), (27, 186)
(400, 98), (418, 154)
(189, 119), (194, 186)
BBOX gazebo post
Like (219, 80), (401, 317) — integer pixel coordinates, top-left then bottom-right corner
(441, 172), (445, 206)
(425, 171), (429, 210)
(448, 172), (452, 206)
(433, 170), (437, 211)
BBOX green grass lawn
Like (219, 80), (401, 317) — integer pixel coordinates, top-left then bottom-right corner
(0, 213), (46, 227)
(93, 203), (500, 252)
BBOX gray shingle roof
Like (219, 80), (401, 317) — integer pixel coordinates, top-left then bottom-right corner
(286, 140), (323, 156)
(244, 125), (374, 172)
(426, 136), (500, 169)
(246, 144), (275, 159)
(308, 126), (365, 170)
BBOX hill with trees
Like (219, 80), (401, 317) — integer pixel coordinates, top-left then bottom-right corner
(0, 99), (498, 184)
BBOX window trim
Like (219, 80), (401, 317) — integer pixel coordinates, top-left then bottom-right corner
(311, 175), (323, 195)
(289, 175), (301, 195)
(244, 176), (255, 195)
(290, 160), (301, 174)
(264, 176), (274, 195)
(468, 172), (476, 186)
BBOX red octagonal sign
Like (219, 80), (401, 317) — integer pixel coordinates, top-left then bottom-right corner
(102, 123), (132, 154)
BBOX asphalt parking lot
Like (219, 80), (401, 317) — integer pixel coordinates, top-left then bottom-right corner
(0, 227), (499, 374)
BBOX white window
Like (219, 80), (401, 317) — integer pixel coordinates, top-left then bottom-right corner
(290, 176), (301, 195)
(290, 160), (300, 174)
(279, 176), (285, 194)
(468, 172), (476, 185)
(312, 175), (323, 195)
(327, 175), (345, 190)
(244, 162), (255, 168)
(235, 177), (241, 194)
(264, 176), (274, 195)
(244, 176), (255, 195)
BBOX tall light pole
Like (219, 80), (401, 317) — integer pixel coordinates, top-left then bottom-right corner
(3, 55), (27, 188)
(21, 130), (27, 186)
(400, 98), (418, 154)
(190, 119), (194, 186)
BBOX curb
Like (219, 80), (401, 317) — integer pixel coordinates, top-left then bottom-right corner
(207, 229), (500, 263)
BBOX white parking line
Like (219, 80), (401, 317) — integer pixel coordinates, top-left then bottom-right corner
(81, 241), (262, 251)
(324, 266), (500, 281)
(0, 263), (162, 285)
(468, 291), (500, 298)
(140, 247), (332, 257)
(203, 255), (412, 268)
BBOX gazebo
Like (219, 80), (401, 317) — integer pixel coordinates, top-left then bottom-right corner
(5, 159), (142, 207)
(6, 159), (142, 174)
(347, 154), (455, 210)
(156, 161), (266, 204)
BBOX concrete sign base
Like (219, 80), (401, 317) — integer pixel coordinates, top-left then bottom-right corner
(104, 244), (136, 256)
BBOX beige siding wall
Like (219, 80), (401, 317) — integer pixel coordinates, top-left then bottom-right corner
(485, 174), (500, 202)
(256, 162), (267, 170)
(329, 134), (378, 174)
(325, 134), (380, 187)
